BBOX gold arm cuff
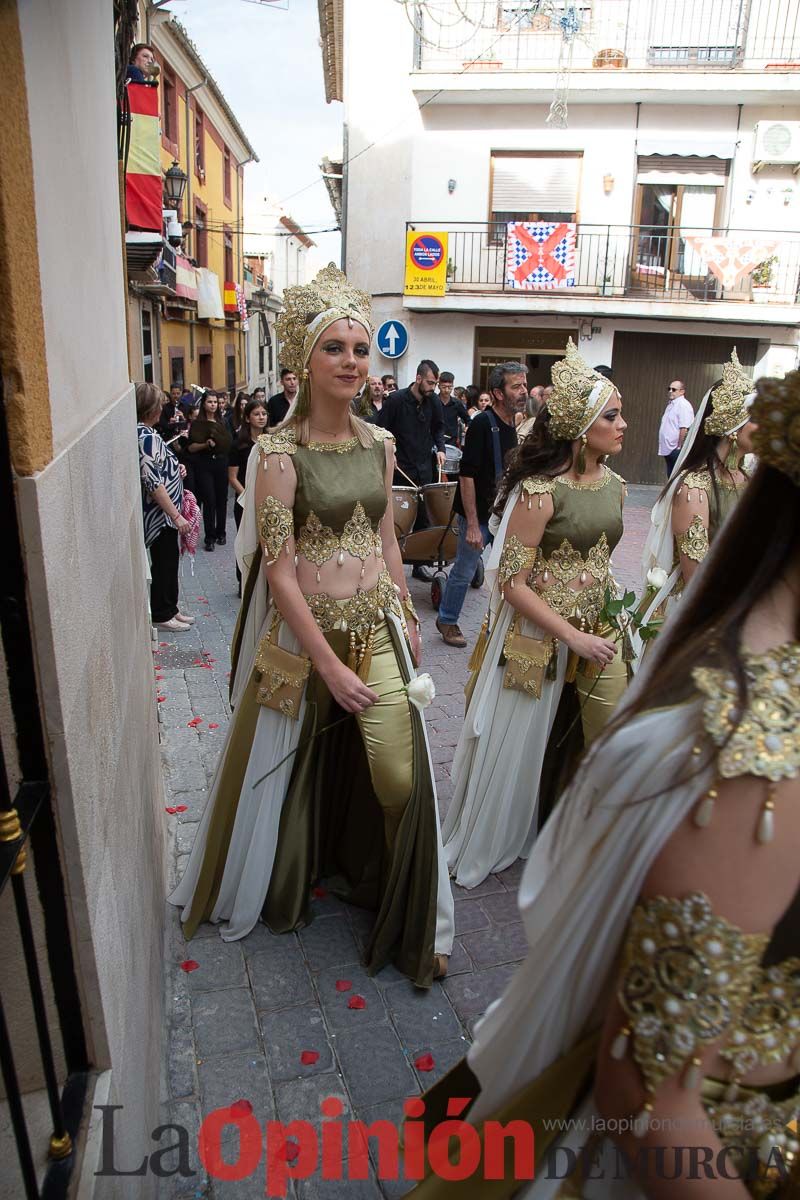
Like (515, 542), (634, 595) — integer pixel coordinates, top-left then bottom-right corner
(258, 494), (294, 564)
(677, 514), (709, 563)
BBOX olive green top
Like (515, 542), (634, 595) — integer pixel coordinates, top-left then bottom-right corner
(678, 466), (746, 539)
(522, 466), (626, 559)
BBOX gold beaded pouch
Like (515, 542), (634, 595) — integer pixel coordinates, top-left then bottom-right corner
(501, 620), (554, 700)
(254, 624), (311, 721)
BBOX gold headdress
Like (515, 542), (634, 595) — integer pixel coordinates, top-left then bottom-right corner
(275, 264), (373, 376)
(548, 339), (616, 452)
(704, 349), (754, 438)
(751, 370), (800, 486)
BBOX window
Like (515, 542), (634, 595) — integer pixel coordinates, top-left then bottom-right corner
(162, 68), (177, 145)
(195, 107), (205, 178)
(226, 350), (236, 392)
(489, 152), (581, 242)
(223, 146), (232, 206)
(194, 202), (208, 267)
(170, 354), (185, 389)
(224, 228), (234, 283)
(258, 312), (271, 375)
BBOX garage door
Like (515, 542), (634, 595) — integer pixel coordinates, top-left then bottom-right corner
(611, 332), (758, 484)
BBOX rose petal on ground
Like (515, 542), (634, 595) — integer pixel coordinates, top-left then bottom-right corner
(174, 805), (188, 813)
(335, 980), (352, 992)
(180, 960), (199, 973)
(347, 995), (366, 1010)
(157, 696), (166, 703)
(187, 717), (203, 727)
(165, 807), (177, 815)
(414, 1053), (435, 1072)
(230, 1099), (252, 1117)
(284, 1139), (300, 1162)
(159, 642), (169, 647)
(300, 1050), (320, 1065)
(192, 659), (205, 666)
(208, 723), (219, 730)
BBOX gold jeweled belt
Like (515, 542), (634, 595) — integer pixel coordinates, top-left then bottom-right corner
(302, 571), (402, 675)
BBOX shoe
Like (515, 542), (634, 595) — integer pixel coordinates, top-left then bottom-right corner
(216, 534), (227, 546)
(156, 617), (189, 633)
(436, 618), (467, 648)
(433, 954), (449, 980)
(174, 613), (195, 625)
(412, 564), (434, 581)
(204, 539), (215, 552)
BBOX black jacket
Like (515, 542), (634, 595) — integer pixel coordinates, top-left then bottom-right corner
(377, 388), (445, 486)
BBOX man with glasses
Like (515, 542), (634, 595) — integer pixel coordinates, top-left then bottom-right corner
(658, 379), (694, 477)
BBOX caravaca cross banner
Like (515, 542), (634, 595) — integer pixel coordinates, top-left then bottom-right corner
(404, 231), (448, 297)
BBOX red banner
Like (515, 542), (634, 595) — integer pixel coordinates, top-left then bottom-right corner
(125, 81), (162, 232)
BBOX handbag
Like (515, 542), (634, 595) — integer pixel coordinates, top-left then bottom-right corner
(254, 625), (311, 721)
(502, 623), (554, 700)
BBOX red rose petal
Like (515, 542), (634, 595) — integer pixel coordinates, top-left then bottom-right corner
(157, 695), (166, 703)
(208, 723), (219, 730)
(165, 806), (177, 815)
(159, 642), (169, 647)
(174, 805), (188, 813)
(312, 886), (327, 899)
(180, 959), (199, 973)
(347, 995), (366, 1010)
(414, 1053), (435, 1072)
(335, 979), (352, 992)
(196, 596), (206, 601)
(187, 717), (203, 727)
(284, 1139), (300, 1162)
(230, 1099), (252, 1117)
(300, 1050), (320, 1065)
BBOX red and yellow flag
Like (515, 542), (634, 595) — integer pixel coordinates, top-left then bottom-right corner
(126, 81), (162, 232)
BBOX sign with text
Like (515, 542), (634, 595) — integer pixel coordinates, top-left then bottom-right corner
(404, 231), (448, 297)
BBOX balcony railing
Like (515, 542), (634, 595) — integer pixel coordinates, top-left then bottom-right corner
(413, 0), (800, 73)
(406, 222), (800, 306)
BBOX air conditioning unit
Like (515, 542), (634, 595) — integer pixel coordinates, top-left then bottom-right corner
(752, 121), (800, 172)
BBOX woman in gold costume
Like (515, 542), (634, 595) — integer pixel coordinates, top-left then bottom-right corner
(169, 265), (454, 987)
(409, 373), (800, 1198)
(442, 341), (629, 889)
(635, 349), (758, 659)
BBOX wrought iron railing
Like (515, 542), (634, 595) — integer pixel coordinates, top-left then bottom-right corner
(406, 221), (800, 304)
(413, 0), (800, 73)
(0, 377), (89, 1198)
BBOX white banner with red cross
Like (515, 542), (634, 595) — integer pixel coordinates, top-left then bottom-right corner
(505, 221), (577, 290)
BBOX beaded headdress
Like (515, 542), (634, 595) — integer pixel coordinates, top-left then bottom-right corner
(704, 349), (754, 438)
(275, 264), (373, 375)
(548, 339), (616, 442)
(751, 370), (800, 486)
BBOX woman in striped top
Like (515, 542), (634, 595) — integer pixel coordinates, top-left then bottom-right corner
(136, 382), (194, 633)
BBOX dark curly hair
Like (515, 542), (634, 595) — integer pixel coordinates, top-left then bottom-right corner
(493, 407), (573, 513)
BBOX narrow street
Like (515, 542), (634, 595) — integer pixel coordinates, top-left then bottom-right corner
(156, 485), (657, 1199)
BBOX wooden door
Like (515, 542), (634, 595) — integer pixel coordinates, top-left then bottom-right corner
(611, 332), (758, 484)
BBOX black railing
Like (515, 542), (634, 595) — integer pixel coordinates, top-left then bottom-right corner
(407, 221), (800, 305)
(0, 373), (89, 1197)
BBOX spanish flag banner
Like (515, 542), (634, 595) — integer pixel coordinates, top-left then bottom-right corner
(125, 82), (162, 232)
(223, 281), (238, 314)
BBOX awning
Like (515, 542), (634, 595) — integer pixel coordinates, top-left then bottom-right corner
(636, 138), (738, 159)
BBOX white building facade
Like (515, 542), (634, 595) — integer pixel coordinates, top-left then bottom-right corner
(319, 0), (800, 481)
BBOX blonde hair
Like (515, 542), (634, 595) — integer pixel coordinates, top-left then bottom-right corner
(277, 376), (375, 449)
(135, 381), (164, 423)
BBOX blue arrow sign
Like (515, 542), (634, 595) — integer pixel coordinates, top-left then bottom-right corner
(376, 319), (409, 360)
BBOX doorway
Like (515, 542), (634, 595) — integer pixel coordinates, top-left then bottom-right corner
(474, 326), (577, 390)
(632, 180), (725, 300)
(198, 348), (213, 389)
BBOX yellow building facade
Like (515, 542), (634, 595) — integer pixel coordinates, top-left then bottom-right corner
(128, 12), (258, 394)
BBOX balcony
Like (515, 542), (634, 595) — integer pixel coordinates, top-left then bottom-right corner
(413, 0), (800, 75)
(403, 222), (800, 324)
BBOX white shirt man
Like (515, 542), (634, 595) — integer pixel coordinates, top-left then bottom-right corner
(658, 380), (694, 477)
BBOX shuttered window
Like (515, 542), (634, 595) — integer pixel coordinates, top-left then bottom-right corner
(637, 155), (729, 186)
(490, 154), (581, 215)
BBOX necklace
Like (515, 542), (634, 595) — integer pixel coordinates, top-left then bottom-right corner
(310, 425), (351, 439)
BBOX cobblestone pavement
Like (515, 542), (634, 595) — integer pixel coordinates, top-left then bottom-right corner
(157, 485), (657, 1199)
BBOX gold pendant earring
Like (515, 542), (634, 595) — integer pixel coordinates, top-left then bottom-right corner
(576, 435), (587, 476)
(725, 434), (740, 472)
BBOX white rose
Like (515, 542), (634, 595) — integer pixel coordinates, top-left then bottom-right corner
(407, 673), (436, 710)
(647, 567), (668, 591)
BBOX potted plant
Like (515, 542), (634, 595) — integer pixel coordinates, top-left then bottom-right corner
(593, 49), (628, 69)
(751, 255), (777, 299)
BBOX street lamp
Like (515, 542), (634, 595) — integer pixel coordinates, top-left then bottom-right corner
(163, 160), (188, 208)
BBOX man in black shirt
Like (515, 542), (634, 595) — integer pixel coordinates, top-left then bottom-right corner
(267, 367), (300, 427)
(437, 371), (471, 446)
(436, 361), (528, 647)
(378, 359), (446, 579)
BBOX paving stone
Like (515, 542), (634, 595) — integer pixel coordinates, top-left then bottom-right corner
(166, 789), (209, 821)
(315, 963), (386, 1031)
(347, 906), (375, 949)
(260, 1004), (335, 1082)
(176, 821), (200, 855)
(494, 860), (526, 888)
(197, 1049), (274, 1123)
(382, 980), (462, 1046)
(460, 921), (529, 970)
(445, 939), (473, 977)
(192, 988), (260, 1060)
(333, 1024), (418, 1108)
(443, 964), (518, 1022)
(299, 914), (362, 972)
(274, 1071), (351, 1128)
(452, 874), (506, 900)
(167, 1021), (197, 1099)
(240, 921), (299, 958)
(182, 938), (247, 992)
(478, 889), (522, 924)
(356, 1099), (414, 1199)
(159, 1098), (209, 1200)
(248, 942), (315, 1011)
(453, 898), (490, 936)
(297, 1174), (384, 1199)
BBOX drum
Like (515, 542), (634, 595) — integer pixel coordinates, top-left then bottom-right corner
(423, 481), (457, 526)
(392, 486), (418, 538)
(443, 445), (462, 476)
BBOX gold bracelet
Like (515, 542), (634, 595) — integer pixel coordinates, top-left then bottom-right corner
(401, 594), (420, 626)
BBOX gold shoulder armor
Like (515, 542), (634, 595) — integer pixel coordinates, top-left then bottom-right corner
(257, 428), (297, 460)
(371, 425), (394, 443)
(521, 476), (556, 496)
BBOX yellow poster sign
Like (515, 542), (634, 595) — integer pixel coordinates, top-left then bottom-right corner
(404, 231), (448, 297)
